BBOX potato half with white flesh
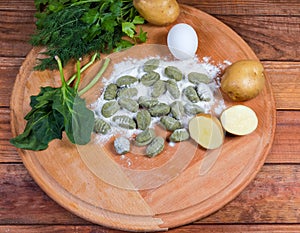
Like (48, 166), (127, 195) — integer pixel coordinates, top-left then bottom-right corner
(220, 105), (258, 135)
(189, 114), (224, 149)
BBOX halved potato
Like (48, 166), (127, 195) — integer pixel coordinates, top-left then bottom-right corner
(189, 114), (224, 149)
(220, 105), (258, 135)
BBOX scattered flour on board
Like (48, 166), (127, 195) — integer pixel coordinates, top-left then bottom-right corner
(90, 56), (229, 144)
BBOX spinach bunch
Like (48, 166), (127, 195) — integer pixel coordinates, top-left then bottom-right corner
(31, 0), (147, 70)
(10, 55), (110, 151)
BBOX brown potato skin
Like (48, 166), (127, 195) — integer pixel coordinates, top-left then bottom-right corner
(133, 0), (180, 26)
(221, 60), (265, 101)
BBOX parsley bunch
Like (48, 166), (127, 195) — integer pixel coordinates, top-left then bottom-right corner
(31, 0), (147, 70)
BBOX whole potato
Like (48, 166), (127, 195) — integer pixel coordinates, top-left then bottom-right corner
(221, 60), (265, 101)
(133, 0), (180, 26)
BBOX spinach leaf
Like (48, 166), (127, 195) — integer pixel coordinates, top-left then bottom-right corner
(10, 55), (109, 151)
(10, 87), (64, 150)
(52, 85), (94, 145)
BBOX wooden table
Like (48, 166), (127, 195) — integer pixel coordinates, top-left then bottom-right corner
(1, 0), (300, 232)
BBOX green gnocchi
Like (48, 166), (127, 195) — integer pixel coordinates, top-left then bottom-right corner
(101, 101), (120, 118)
(148, 103), (170, 117)
(165, 79), (180, 99)
(152, 80), (166, 98)
(117, 87), (138, 98)
(188, 72), (211, 84)
(136, 109), (151, 130)
(104, 83), (118, 100)
(135, 128), (155, 147)
(164, 66), (183, 81)
(141, 71), (160, 86)
(183, 86), (200, 103)
(169, 128), (190, 142)
(93, 56), (221, 158)
(114, 137), (130, 154)
(170, 101), (184, 120)
(118, 97), (139, 113)
(112, 116), (136, 129)
(146, 136), (165, 157)
(94, 118), (111, 134)
(143, 59), (160, 72)
(160, 116), (182, 131)
(116, 75), (138, 87)
(138, 96), (159, 109)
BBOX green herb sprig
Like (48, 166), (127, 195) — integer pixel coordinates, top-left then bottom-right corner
(10, 55), (110, 151)
(31, 0), (147, 70)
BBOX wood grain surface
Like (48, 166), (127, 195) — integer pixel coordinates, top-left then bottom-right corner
(9, 5), (276, 231)
(1, 0), (300, 232)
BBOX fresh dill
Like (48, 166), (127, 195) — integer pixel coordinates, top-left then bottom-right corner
(31, 0), (147, 70)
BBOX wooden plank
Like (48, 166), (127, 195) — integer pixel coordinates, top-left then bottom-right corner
(178, 0), (300, 16)
(0, 108), (21, 163)
(264, 62), (300, 110)
(0, 58), (24, 108)
(1, 163), (300, 225)
(2, 224), (300, 233)
(216, 16), (300, 61)
(0, 1), (35, 11)
(2, 0), (300, 16)
(0, 3), (300, 60)
(199, 164), (300, 224)
(0, 10), (35, 57)
(267, 111), (300, 163)
(0, 163), (87, 225)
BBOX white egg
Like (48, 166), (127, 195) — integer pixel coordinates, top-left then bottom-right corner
(167, 23), (198, 60)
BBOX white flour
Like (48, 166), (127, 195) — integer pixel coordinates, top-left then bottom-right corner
(91, 56), (227, 144)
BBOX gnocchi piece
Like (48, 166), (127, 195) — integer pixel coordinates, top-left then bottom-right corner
(143, 59), (160, 72)
(103, 83), (118, 100)
(197, 83), (213, 101)
(138, 96), (159, 108)
(152, 80), (166, 98)
(169, 128), (190, 142)
(166, 79), (180, 99)
(183, 86), (200, 103)
(118, 97), (139, 113)
(117, 87), (138, 98)
(135, 128), (156, 147)
(164, 66), (183, 81)
(114, 136), (130, 154)
(160, 116), (182, 131)
(141, 71), (160, 86)
(170, 101), (185, 120)
(101, 101), (120, 118)
(184, 103), (204, 116)
(116, 75), (138, 87)
(136, 109), (151, 130)
(146, 136), (165, 157)
(94, 118), (111, 134)
(188, 72), (211, 84)
(149, 103), (171, 117)
(112, 115), (136, 129)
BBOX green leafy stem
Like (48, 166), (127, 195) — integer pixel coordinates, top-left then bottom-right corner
(10, 55), (110, 151)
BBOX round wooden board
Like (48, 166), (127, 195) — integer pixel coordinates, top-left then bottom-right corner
(10, 5), (276, 232)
